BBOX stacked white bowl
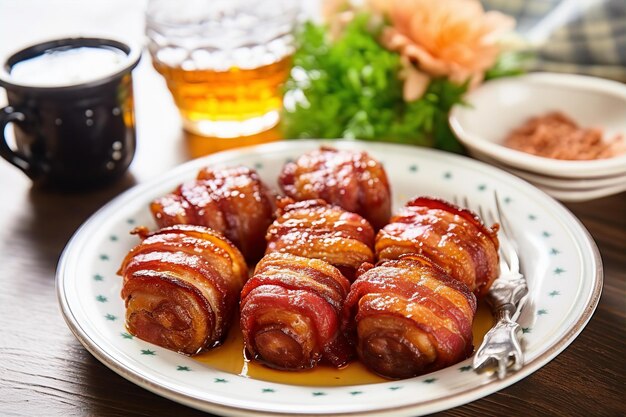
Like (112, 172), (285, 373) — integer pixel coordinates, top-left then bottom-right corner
(449, 73), (626, 202)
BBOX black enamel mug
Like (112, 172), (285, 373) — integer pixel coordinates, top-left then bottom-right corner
(0, 38), (141, 189)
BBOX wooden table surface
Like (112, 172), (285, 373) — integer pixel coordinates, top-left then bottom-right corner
(1, 2), (625, 417)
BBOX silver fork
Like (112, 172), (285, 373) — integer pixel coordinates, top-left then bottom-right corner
(459, 192), (529, 380)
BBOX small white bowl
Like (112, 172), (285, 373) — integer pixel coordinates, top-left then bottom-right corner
(449, 73), (626, 178)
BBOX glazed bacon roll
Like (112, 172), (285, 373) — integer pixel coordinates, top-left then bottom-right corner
(376, 197), (500, 298)
(344, 255), (477, 379)
(118, 225), (248, 355)
(150, 165), (274, 262)
(240, 252), (353, 370)
(279, 147), (392, 230)
(265, 199), (375, 281)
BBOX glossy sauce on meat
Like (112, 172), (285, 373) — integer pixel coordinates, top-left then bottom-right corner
(265, 199), (375, 281)
(240, 252), (353, 371)
(344, 255), (477, 379)
(150, 166), (275, 262)
(279, 147), (391, 230)
(376, 197), (500, 298)
(193, 301), (493, 385)
(118, 225), (248, 355)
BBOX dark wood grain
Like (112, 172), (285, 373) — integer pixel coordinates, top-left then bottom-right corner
(1, 12), (625, 416)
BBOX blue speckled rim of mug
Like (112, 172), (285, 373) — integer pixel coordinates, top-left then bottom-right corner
(0, 37), (142, 93)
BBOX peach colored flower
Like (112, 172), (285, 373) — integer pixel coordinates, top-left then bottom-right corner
(322, 0), (357, 40)
(399, 55), (430, 101)
(322, 0), (351, 21)
(371, 0), (515, 100)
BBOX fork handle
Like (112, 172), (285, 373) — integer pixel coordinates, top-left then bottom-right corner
(473, 309), (524, 378)
(489, 291), (529, 324)
(485, 276), (528, 320)
(493, 303), (516, 322)
(493, 304), (515, 321)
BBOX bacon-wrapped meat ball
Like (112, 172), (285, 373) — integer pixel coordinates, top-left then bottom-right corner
(118, 225), (248, 355)
(279, 147), (391, 230)
(240, 252), (353, 370)
(344, 255), (477, 379)
(265, 199), (375, 281)
(376, 197), (500, 298)
(150, 166), (275, 262)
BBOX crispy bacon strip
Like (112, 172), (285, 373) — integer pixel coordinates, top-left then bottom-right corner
(279, 147), (391, 230)
(376, 196), (500, 298)
(265, 199), (375, 281)
(150, 166), (275, 262)
(344, 255), (477, 379)
(240, 252), (353, 370)
(118, 225), (248, 355)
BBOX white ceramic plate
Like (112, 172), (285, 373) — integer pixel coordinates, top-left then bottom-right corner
(57, 140), (602, 417)
(493, 164), (626, 190)
(468, 149), (626, 201)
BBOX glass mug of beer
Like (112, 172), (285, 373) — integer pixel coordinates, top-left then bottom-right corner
(146, 0), (299, 139)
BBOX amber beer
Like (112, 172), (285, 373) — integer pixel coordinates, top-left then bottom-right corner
(146, 0), (298, 139)
(153, 56), (292, 137)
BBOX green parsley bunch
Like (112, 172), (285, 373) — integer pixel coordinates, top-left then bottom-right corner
(281, 14), (468, 152)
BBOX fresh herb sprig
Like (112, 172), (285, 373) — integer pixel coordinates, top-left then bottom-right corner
(281, 14), (467, 152)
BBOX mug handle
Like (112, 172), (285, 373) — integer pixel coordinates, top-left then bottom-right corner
(0, 106), (38, 179)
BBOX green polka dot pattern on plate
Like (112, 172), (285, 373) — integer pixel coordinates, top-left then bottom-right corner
(78, 144), (593, 407)
(93, 177), (557, 397)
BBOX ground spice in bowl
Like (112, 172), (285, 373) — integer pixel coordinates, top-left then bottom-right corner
(504, 112), (626, 160)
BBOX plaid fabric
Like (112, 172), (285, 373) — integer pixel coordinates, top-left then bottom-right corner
(483, 0), (626, 81)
